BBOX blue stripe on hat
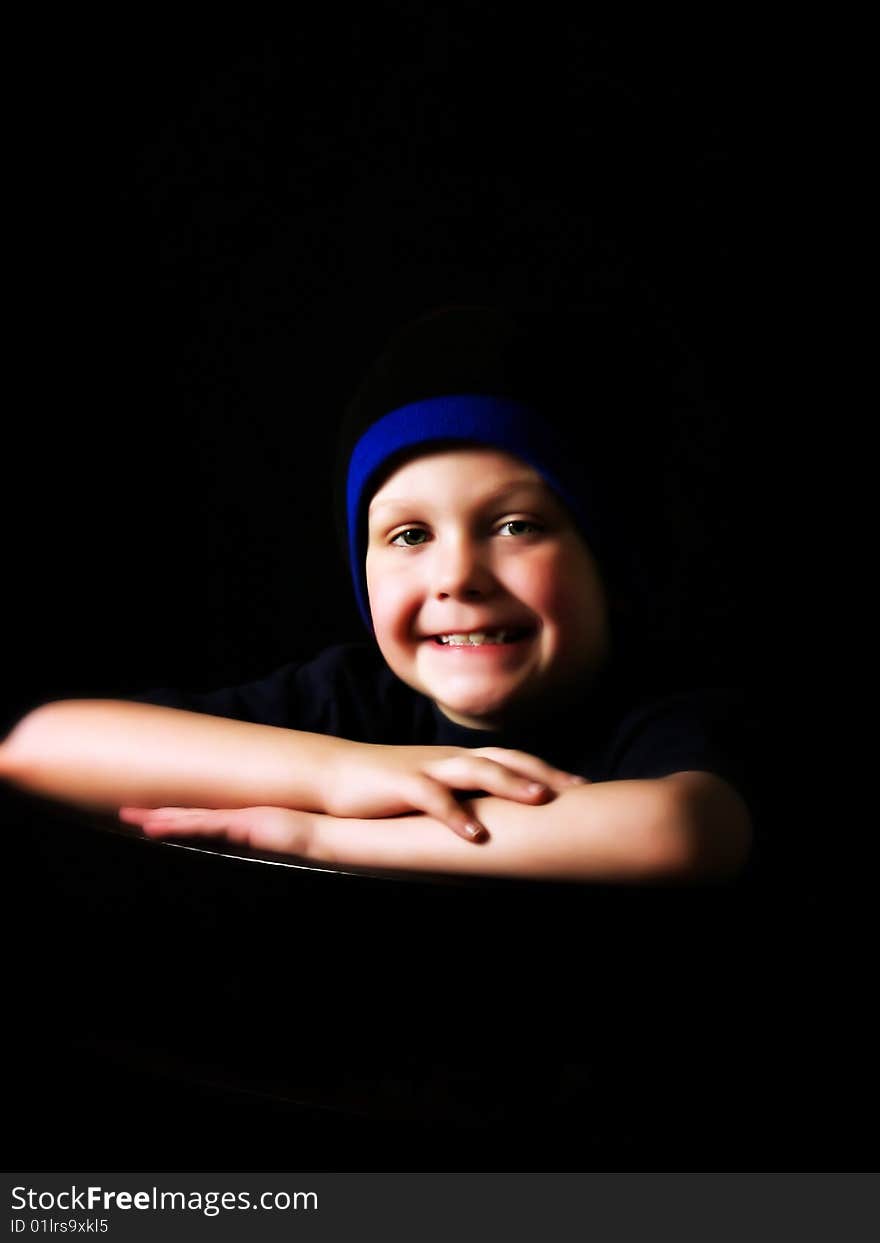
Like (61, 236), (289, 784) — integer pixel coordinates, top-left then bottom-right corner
(346, 394), (603, 633)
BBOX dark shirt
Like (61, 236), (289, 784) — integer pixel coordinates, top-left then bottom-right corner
(129, 641), (764, 858)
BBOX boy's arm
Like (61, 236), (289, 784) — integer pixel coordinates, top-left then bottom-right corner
(0, 699), (341, 814)
(307, 772), (752, 882)
(0, 700), (586, 840)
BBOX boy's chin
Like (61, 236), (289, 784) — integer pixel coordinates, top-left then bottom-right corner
(429, 687), (532, 731)
(429, 670), (593, 731)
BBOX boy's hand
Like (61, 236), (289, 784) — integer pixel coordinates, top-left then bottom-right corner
(319, 741), (589, 842)
(118, 805), (317, 856)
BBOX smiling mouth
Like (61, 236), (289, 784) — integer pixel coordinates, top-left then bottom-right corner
(428, 627), (535, 647)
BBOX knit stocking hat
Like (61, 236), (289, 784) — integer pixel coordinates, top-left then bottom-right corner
(332, 306), (659, 636)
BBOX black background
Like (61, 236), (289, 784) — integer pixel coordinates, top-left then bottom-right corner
(5, 11), (781, 714)
(5, 13), (862, 1173)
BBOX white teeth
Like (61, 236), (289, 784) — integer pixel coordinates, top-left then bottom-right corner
(436, 630), (514, 646)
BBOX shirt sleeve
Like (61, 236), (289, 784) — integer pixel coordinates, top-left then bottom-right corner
(126, 661), (304, 727)
(603, 686), (767, 868)
(604, 691), (770, 885)
(124, 642), (400, 741)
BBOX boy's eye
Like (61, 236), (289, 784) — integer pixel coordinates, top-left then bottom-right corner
(388, 519), (542, 547)
(498, 519), (541, 537)
(390, 527), (429, 547)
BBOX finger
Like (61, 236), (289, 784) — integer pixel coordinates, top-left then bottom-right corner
(431, 756), (562, 804)
(119, 805), (213, 824)
(132, 806), (308, 854)
(136, 808), (231, 838)
(470, 749), (592, 793)
(477, 745), (594, 785)
(405, 775), (489, 844)
(118, 807), (154, 826)
(119, 806), (224, 832)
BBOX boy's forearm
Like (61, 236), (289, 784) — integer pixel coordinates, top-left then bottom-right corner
(0, 700), (344, 814)
(309, 777), (742, 882)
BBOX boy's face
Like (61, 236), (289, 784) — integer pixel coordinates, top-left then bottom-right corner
(366, 446), (611, 730)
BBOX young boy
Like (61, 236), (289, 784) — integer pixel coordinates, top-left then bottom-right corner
(0, 308), (758, 882)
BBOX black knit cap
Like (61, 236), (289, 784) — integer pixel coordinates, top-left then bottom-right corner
(332, 305), (672, 634)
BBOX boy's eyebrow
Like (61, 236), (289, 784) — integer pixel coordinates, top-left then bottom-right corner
(369, 480), (552, 517)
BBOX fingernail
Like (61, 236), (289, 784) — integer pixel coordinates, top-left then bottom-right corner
(463, 821), (488, 842)
(567, 775), (587, 784)
(527, 782), (547, 795)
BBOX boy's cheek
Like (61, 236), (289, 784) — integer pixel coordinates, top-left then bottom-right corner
(538, 576), (610, 664)
(368, 587), (420, 649)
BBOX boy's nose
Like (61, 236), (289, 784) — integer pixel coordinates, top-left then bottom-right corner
(431, 538), (496, 600)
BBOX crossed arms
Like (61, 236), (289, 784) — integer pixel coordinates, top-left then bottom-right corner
(0, 699), (752, 883)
